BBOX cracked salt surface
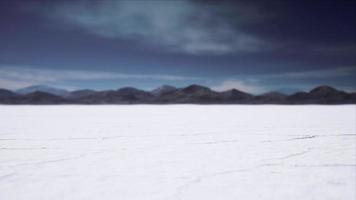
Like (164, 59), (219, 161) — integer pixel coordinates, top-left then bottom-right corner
(0, 105), (355, 200)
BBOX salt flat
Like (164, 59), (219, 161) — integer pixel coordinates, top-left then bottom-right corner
(0, 105), (355, 200)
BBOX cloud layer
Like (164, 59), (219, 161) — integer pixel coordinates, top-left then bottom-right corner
(261, 66), (356, 79)
(45, 0), (264, 55)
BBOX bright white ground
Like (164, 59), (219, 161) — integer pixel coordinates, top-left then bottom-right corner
(0, 105), (355, 200)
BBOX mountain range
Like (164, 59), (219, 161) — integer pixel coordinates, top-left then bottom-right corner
(0, 85), (355, 104)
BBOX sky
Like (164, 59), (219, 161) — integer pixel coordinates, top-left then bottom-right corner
(0, 0), (355, 94)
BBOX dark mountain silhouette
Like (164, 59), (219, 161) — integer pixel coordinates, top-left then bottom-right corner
(156, 84), (222, 103)
(221, 89), (254, 103)
(1, 85), (355, 104)
(0, 88), (16, 97)
(288, 85), (355, 104)
(77, 87), (154, 104)
(16, 85), (69, 97)
(67, 89), (97, 99)
(0, 89), (18, 104)
(114, 87), (154, 103)
(7, 91), (70, 104)
(151, 85), (177, 96)
(254, 92), (287, 104)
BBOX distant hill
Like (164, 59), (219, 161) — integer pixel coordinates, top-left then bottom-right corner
(0, 89), (18, 104)
(288, 85), (356, 104)
(151, 85), (177, 96)
(254, 91), (287, 104)
(5, 91), (70, 104)
(73, 87), (155, 104)
(221, 89), (254, 103)
(67, 89), (97, 99)
(16, 85), (69, 97)
(0, 88), (16, 97)
(156, 85), (222, 103)
(1, 84), (355, 104)
(275, 87), (303, 95)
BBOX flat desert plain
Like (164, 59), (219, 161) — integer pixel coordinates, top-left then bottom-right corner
(0, 105), (355, 200)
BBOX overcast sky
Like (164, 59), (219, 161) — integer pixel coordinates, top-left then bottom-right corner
(0, 0), (355, 93)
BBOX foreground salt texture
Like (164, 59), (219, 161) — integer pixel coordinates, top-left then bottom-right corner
(0, 105), (355, 200)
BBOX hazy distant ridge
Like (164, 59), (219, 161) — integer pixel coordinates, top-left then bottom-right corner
(0, 85), (355, 104)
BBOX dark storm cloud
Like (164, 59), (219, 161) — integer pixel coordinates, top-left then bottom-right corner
(38, 0), (270, 55)
(39, 0), (356, 59)
(235, 0), (356, 57)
